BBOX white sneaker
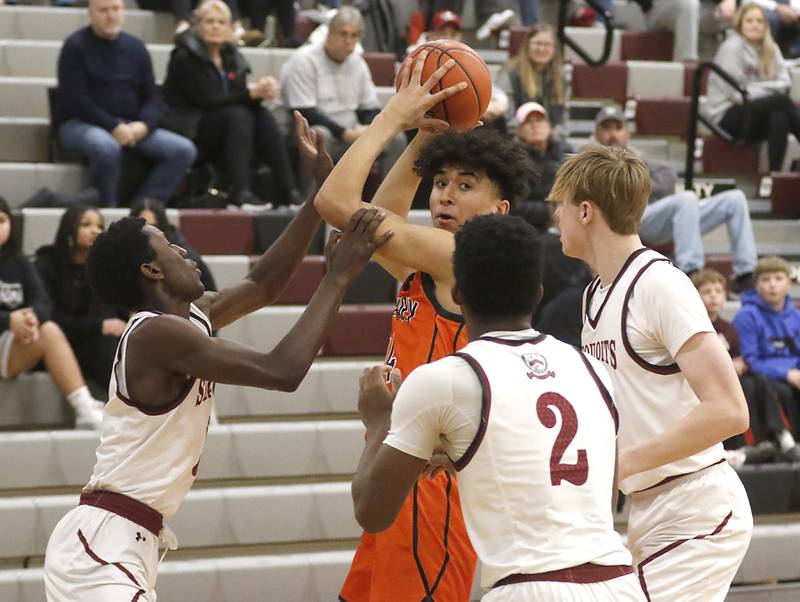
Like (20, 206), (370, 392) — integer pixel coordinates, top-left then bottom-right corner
(74, 400), (104, 430)
(476, 9), (515, 41)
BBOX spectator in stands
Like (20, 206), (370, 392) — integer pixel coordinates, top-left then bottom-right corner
(421, 1), (533, 34)
(281, 6), (406, 172)
(707, 4), (800, 179)
(734, 256), (800, 434)
(129, 198), (217, 291)
(632, 0), (726, 62)
(163, 0), (302, 207)
(693, 268), (800, 463)
(57, 0), (197, 209)
(746, 0), (800, 58)
(0, 197), (104, 429)
(173, 0), (243, 38)
(34, 205), (125, 392)
(594, 106), (757, 292)
(496, 24), (567, 128)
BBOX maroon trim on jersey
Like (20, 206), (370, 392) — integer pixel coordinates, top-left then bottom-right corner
(492, 563), (634, 588)
(575, 348), (619, 432)
(77, 528), (148, 601)
(189, 307), (213, 336)
(452, 352), (492, 472)
(80, 490), (163, 535)
(584, 247), (648, 329)
(620, 258), (681, 375)
(479, 333), (547, 346)
(634, 458), (726, 493)
(116, 376), (197, 417)
(420, 272), (464, 324)
(637, 509), (733, 601)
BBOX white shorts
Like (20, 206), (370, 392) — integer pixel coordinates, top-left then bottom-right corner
(44, 505), (160, 602)
(627, 461), (753, 602)
(484, 572), (645, 601)
(0, 330), (14, 378)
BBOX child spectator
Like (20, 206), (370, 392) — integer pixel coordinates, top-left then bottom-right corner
(0, 197), (104, 429)
(734, 256), (800, 441)
(129, 198), (216, 292)
(693, 268), (800, 464)
(34, 206), (126, 392)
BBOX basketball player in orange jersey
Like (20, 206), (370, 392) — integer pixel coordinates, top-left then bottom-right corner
(315, 52), (536, 601)
(549, 144), (752, 601)
(43, 116), (392, 601)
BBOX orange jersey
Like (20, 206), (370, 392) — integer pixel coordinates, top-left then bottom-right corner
(341, 272), (476, 602)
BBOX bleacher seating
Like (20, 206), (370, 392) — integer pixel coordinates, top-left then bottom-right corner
(1, 2), (800, 600)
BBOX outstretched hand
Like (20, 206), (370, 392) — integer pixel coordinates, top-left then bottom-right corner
(293, 110), (334, 186)
(325, 207), (393, 284)
(383, 50), (466, 132)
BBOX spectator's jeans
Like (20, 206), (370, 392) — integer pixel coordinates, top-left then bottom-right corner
(59, 119), (197, 207)
(643, 0), (721, 61)
(640, 189), (756, 277)
(315, 126), (406, 177)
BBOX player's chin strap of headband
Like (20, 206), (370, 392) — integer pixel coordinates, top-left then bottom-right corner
(412, 473), (453, 602)
(158, 524), (179, 565)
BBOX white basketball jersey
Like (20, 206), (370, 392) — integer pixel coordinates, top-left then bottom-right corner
(84, 304), (215, 517)
(454, 332), (631, 589)
(581, 248), (723, 494)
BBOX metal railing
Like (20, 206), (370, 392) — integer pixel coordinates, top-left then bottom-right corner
(684, 61), (748, 190)
(557, 0), (615, 66)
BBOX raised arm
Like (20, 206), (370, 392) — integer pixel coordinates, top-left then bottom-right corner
(197, 112), (335, 331)
(314, 52), (465, 283)
(134, 209), (392, 397)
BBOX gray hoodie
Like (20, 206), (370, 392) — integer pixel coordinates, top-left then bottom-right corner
(705, 31), (790, 124)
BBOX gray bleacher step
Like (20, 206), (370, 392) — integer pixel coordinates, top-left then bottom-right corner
(0, 482), (359, 560)
(0, 6), (175, 44)
(0, 420), (364, 490)
(0, 117), (48, 162)
(0, 162), (87, 207)
(727, 583), (800, 601)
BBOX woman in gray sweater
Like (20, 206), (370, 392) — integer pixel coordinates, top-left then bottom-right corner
(707, 3), (800, 172)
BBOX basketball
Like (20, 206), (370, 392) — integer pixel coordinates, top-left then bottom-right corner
(396, 40), (492, 130)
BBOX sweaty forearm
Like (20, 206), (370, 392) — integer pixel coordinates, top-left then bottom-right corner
(315, 113), (401, 229)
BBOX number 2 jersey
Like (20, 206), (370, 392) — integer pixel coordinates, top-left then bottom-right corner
(384, 330), (632, 589)
(83, 304), (215, 518)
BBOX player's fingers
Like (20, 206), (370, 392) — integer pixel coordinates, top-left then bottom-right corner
(398, 57), (412, 89)
(389, 368), (402, 393)
(370, 229), (394, 250)
(361, 209), (386, 236)
(421, 59), (456, 93)
(429, 81), (467, 106)
(346, 207), (369, 233)
(410, 50), (429, 86)
(419, 118), (450, 133)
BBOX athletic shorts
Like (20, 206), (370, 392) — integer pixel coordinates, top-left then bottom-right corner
(627, 461), (753, 602)
(485, 572), (645, 601)
(0, 330), (14, 379)
(44, 505), (160, 602)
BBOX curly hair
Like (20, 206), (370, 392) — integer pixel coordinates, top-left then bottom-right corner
(453, 213), (543, 318)
(414, 129), (536, 206)
(87, 217), (156, 313)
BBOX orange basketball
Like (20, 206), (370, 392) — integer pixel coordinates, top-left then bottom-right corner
(396, 40), (492, 130)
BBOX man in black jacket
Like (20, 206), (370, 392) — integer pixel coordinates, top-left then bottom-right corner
(57, 0), (196, 207)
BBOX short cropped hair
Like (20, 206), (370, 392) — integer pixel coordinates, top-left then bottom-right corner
(691, 268), (727, 291)
(87, 217), (156, 313)
(453, 213), (543, 318)
(548, 143), (650, 235)
(415, 129), (536, 207)
(755, 255), (791, 280)
(329, 6), (364, 32)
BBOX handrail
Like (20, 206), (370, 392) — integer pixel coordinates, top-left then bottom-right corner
(557, 0), (615, 66)
(684, 61), (748, 190)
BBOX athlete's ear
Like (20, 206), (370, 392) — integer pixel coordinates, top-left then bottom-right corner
(534, 284), (544, 307)
(580, 201), (593, 223)
(451, 284), (464, 307)
(497, 199), (511, 215)
(140, 262), (164, 281)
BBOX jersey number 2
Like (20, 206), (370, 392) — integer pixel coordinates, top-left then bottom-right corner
(536, 392), (589, 486)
